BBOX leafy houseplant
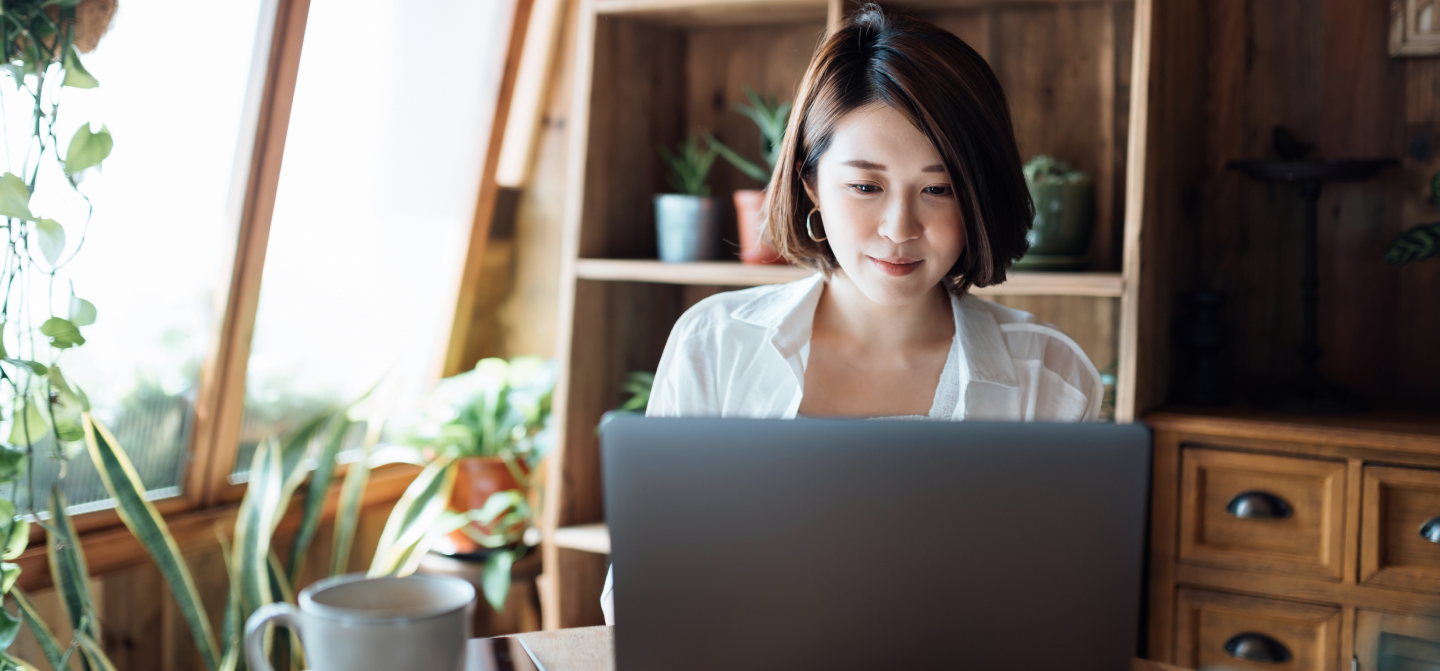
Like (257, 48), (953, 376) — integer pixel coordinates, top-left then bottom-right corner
(0, 1), (126, 669)
(705, 86), (791, 265)
(1385, 170), (1440, 267)
(1018, 155), (1094, 271)
(86, 404), (380, 671)
(655, 133), (720, 262)
(377, 356), (556, 613)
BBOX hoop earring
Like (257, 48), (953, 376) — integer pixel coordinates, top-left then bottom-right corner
(806, 207), (827, 242)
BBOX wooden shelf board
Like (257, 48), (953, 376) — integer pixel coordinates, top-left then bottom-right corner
(552, 523), (612, 555)
(574, 259), (1124, 297)
(593, 0), (1131, 25)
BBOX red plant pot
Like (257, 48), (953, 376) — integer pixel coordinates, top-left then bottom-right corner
(446, 456), (527, 555)
(734, 189), (786, 265)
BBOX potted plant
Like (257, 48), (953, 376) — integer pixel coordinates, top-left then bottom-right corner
(706, 86), (791, 264)
(1385, 170), (1440, 267)
(1017, 155), (1094, 270)
(656, 132), (720, 262)
(404, 357), (554, 553)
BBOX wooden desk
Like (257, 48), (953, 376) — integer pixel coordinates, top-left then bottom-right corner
(476, 626), (1190, 671)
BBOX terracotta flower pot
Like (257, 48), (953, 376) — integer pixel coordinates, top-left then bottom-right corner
(446, 456), (527, 555)
(734, 189), (785, 264)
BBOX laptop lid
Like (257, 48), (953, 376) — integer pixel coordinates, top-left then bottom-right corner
(601, 417), (1151, 670)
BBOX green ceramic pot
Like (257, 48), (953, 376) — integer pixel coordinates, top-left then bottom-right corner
(1018, 180), (1094, 270)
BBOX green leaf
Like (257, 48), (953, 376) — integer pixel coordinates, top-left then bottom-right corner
(33, 219), (64, 266)
(233, 438), (280, 625)
(368, 457), (456, 576)
(77, 632), (119, 671)
(63, 124), (112, 175)
(0, 564), (19, 595)
(68, 296), (95, 327)
(47, 486), (99, 642)
(1386, 222), (1440, 267)
(0, 174), (32, 221)
(1, 517), (26, 562)
(0, 323), (7, 361)
(8, 398), (48, 447)
(330, 420), (378, 576)
(62, 51), (97, 89)
(215, 532), (243, 671)
(704, 132), (770, 183)
(481, 549), (516, 612)
(12, 590), (63, 671)
(0, 446), (23, 485)
(4, 360), (46, 376)
(0, 601), (16, 651)
(84, 415), (221, 671)
(40, 317), (85, 349)
(287, 414), (349, 584)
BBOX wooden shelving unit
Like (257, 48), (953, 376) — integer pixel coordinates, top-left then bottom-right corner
(575, 259), (1125, 296)
(540, 0), (1168, 630)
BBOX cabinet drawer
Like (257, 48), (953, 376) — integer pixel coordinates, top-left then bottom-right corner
(1361, 466), (1440, 592)
(1356, 610), (1440, 670)
(1180, 448), (1347, 578)
(1174, 589), (1341, 671)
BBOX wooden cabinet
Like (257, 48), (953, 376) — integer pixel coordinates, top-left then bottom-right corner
(1146, 411), (1440, 669)
(1361, 467), (1440, 593)
(1355, 610), (1440, 671)
(1180, 449), (1347, 579)
(1175, 588), (1341, 671)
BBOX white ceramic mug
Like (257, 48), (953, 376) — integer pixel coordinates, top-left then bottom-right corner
(244, 573), (475, 671)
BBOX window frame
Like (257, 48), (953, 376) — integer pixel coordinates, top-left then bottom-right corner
(12, 0), (536, 577)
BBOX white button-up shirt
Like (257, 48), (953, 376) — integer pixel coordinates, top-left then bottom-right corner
(601, 273), (1105, 624)
(646, 272), (1104, 421)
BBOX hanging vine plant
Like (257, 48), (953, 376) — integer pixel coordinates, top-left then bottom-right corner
(0, 1), (121, 669)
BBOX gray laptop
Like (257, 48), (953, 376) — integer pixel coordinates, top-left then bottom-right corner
(600, 417), (1151, 670)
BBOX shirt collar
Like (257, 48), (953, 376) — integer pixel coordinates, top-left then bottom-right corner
(731, 272), (827, 359)
(952, 293), (1020, 389)
(730, 272), (1018, 389)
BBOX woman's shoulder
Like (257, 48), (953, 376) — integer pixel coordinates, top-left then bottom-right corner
(668, 274), (824, 343)
(957, 294), (1104, 418)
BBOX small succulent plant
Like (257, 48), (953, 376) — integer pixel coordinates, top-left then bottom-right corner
(659, 132), (719, 197)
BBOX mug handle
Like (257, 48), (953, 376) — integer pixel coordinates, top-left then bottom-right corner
(245, 602), (303, 671)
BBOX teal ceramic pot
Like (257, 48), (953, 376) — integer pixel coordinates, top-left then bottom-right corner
(654, 194), (719, 262)
(1018, 181), (1095, 269)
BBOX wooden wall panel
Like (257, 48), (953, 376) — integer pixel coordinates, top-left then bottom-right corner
(929, 2), (1134, 272)
(686, 21), (828, 254)
(1192, 0), (1436, 410)
(581, 18), (685, 259)
(501, 0), (583, 358)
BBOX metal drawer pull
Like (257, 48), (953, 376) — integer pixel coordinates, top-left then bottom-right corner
(1226, 491), (1293, 519)
(1420, 517), (1440, 543)
(1224, 633), (1292, 663)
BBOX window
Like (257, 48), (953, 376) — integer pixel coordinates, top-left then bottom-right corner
(13, 0), (267, 511)
(234, 0), (514, 476)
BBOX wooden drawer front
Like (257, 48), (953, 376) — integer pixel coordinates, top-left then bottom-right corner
(1174, 589), (1340, 671)
(1361, 466), (1440, 592)
(1356, 610), (1440, 671)
(1180, 448), (1347, 578)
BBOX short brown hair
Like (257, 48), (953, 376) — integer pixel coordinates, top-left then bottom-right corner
(763, 4), (1032, 294)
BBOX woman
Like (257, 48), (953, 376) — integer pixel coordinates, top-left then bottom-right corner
(602, 4), (1102, 622)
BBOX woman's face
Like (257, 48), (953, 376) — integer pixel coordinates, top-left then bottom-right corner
(804, 103), (964, 307)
